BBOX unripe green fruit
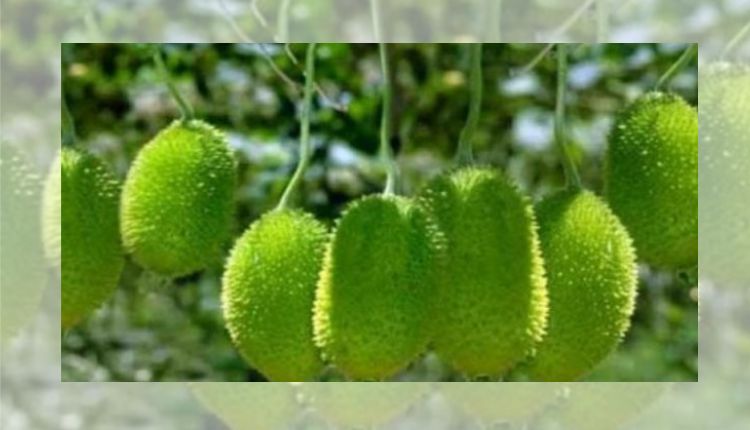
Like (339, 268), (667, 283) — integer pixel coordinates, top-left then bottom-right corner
(222, 209), (327, 381)
(439, 383), (559, 426)
(58, 148), (124, 329)
(417, 167), (547, 377)
(605, 92), (698, 269)
(313, 195), (444, 380)
(121, 119), (236, 277)
(698, 63), (750, 286)
(527, 190), (637, 381)
(299, 382), (428, 428)
(555, 383), (667, 430)
(1, 145), (46, 341)
(190, 382), (298, 430)
(43, 152), (61, 267)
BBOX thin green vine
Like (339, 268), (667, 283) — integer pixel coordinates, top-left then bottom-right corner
(555, 44), (582, 190)
(62, 96), (77, 147)
(721, 21), (750, 61)
(655, 43), (697, 91)
(277, 43), (317, 211)
(596, 0), (610, 43)
(371, 0), (397, 195)
(152, 47), (195, 121)
(455, 43), (483, 167)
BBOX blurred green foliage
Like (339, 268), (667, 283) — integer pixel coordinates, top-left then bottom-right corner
(61, 43), (697, 381)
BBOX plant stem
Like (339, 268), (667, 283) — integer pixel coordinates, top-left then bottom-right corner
(455, 43), (483, 167)
(152, 47), (194, 121)
(555, 44), (582, 190)
(371, 0), (397, 195)
(277, 0), (292, 42)
(721, 21), (750, 60)
(596, 0), (610, 43)
(655, 43), (697, 91)
(277, 43), (317, 211)
(61, 95), (77, 147)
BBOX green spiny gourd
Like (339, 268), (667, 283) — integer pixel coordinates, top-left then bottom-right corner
(121, 119), (236, 277)
(313, 195), (444, 380)
(554, 383), (668, 430)
(298, 382), (429, 428)
(222, 209), (327, 381)
(58, 148), (124, 330)
(439, 383), (560, 426)
(190, 383), (298, 430)
(698, 63), (750, 286)
(417, 167), (547, 377)
(0, 144), (47, 341)
(526, 190), (637, 381)
(604, 92), (697, 269)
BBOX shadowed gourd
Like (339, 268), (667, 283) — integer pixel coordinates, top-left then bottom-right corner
(526, 190), (637, 381)
(222, 210), (327, 381)
(439, 382), (560, 426)
(699, 63), (750, 286)
(190, 383), (298, 430)
(0, 145), (47, 341)
(418, 167), (547, 377)
(313, 195), (445, 380)
(554, 383), (668, 430)
(121, 119), (236, 277)
(58, 148), (125, 329)
(605, 92), (697, 269)
(299, 382), (429, 428)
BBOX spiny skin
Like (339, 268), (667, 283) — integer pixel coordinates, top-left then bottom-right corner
(313, 195), (444, 380)
(59, 148), (124, 330)
(121, 119), (236, 277)
(527, 190), (637, 381)
(222, 209), (327, 381)
(605, 92), (697, 269)
(43, 153), (61, 267)
(0, 145), (46, 341)
(556, 383), (667, 430)
(699, 63), (750, 286)
(439, 383), (559, 425)
(417, 167), (547, 377)
(298, 383), (429, 428)
(190, 382), (298, 430)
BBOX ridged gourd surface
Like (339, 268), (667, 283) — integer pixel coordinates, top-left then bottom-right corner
(222, 209), (327, 381)
(313, 195), (444, 380)
(60, 148), (124, 329)
(121, 120), (236, 277)
(418, 167), (547, 377)
(605, 92), (697, 269)
(527, 190), (637, 381)
(698, 63), (750, 285)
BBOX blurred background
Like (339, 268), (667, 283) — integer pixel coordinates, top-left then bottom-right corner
(60, 43), (698, 382)
(2, 0), (748, 428)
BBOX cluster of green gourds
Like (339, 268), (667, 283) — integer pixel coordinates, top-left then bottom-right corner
(50, 43), (697, 381)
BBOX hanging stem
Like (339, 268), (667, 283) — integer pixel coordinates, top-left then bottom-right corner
(277, 43), (317, 211)
(485, 0), (502, 41)
(455, 43), (483, 166)
(277, 0), (292, 42)
(721, 21), (750, 60)
(152, 47), (195, 121)
(62, 96), (77, 147)
(655, 43), (697, 91)
(371, 0), (397, 195)
(555, 44), (582, 189)
(596, 0), (610, 43)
